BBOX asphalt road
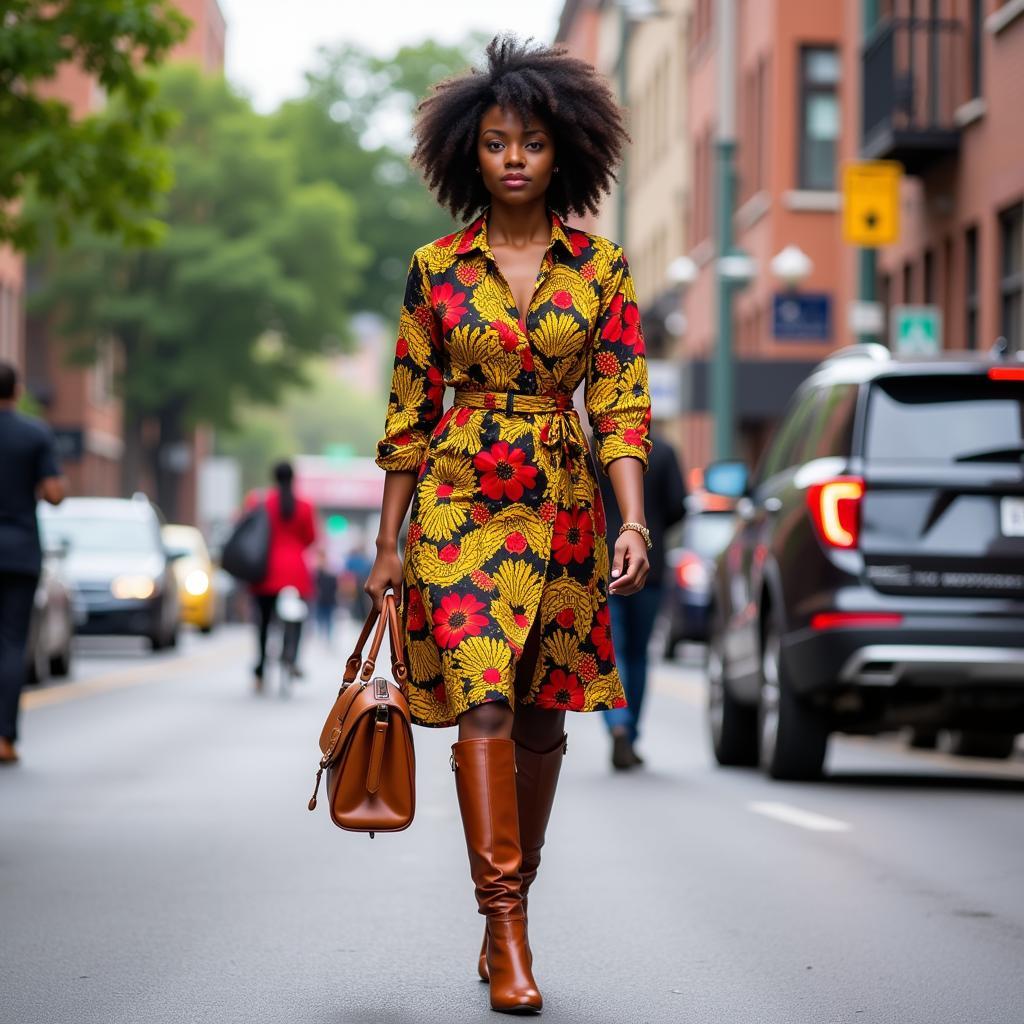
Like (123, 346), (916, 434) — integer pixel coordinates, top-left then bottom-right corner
(2, 622), (1023, 1024)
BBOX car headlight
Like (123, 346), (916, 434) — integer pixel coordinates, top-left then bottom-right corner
(184, 569), (210, 596)
(111, 575), (157, 600)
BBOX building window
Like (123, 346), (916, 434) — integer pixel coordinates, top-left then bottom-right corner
(969, 0), (984, 99)
(965, 225), (979, 351)
(798, 46), (840, 191)
(999, 202), (1023, 353)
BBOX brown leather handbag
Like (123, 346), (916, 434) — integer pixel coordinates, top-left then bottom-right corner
(307, 593), (415, 837)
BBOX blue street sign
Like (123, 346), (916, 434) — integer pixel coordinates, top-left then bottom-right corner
(772, 292), (832, 341)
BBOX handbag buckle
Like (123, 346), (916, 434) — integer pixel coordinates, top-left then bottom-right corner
(373, 678), (389, 701)
(375, 705), (389, 723)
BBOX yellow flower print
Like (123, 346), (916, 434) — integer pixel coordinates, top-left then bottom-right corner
(455, 636), (512, 703)
(530, 311), (585, 361)
(417, 457), (474, 540)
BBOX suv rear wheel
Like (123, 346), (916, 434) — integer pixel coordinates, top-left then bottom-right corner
(707, 617), (758, 766)
(759, 618), (829, 780)
(940, 730), (1017, 760)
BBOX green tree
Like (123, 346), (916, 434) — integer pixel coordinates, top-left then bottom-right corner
(271, 38), (483, 318)
(0, 0), (190, 250)
(32, 65), (367, 519)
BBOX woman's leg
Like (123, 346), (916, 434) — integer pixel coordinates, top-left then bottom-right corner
(253, 594), (275, 682)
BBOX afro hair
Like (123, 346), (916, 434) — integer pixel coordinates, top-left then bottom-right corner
(411, 35), (628, 223)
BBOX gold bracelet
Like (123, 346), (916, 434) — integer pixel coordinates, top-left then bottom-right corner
(618, 521), (652, 550)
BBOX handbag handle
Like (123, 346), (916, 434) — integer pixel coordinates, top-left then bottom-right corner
(342, 593), (407, 688)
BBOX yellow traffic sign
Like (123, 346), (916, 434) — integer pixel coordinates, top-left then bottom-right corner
(842, 161), (902, 247)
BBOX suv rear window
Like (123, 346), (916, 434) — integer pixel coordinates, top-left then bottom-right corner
(865, 375), (1024, 462)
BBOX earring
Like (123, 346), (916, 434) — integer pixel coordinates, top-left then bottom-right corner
(553, 166), (560, 174)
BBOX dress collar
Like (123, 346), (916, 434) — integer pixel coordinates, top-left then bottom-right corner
(454, 210), (574, 259)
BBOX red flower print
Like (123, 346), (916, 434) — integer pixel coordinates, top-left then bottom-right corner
(539, 501), (557, 524)
(492, 321), (519, 351)
(471, 503), (491, 525)
(594, 351), (619, 376)
(413, 304), (433, 329)
(514, 611), (531, 629)
(432, 593), (488, 649)
(456, 263), (481, 287)
(505, 532), (528, 555)
(535, 668), (585, 711)
(426, 364), (444, 411)
(552, 290), (574, 310)
(611, 695), (627, 709)
(580, 260), (597, 282)
(601, 294), (643, 350)
(474, 442), (538, 501)
(590, 605), (614, 661)
(624, 427), (646, 448)
(552, 508), (595, 565)
(520, 348), (534, 372)
(439, 543), (461, 563)
(577, 653), (599, 681)
(568, 232), (591, 257)
(455, 407), (473, 427)
(431, 282), (468, 329)
(406, 588), (426, 631)
(391, 431), (411, 447)
(556, 606), (575, 630)
(395, 336), (409, 358)
(433, 682), (447, 704)
(437, 232), (456, 247)
(470, 569), (496, 590)
(435, 483), (453, 499)
(595, 414), (617, 436)
(539, 422), (550, 443)
(407, 522), (423, 545)
(482, 666), (503, 687)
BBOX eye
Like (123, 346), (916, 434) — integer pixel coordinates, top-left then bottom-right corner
(485, 140), (504, 152)
(526, 142), (545, 152)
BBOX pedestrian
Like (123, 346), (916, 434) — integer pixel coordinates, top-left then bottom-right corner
(0, 361), (66, 764)
(312, 550), (338, 643)
(247, 461), (317, 690)
(600, 435), (686, 770)
(364, 36), (651, 1015)
(343, 541), (373, 622)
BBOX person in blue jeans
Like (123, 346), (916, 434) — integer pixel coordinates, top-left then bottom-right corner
(599, 435), (686, 769)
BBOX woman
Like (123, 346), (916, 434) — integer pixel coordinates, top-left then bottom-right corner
(249, 461), (316, 689)
(366, 37), (651, 1014)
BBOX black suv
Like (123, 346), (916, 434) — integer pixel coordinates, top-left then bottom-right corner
(703, 346), (1024, 780)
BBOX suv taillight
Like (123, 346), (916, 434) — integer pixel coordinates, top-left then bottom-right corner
(806, 477), (864, 550)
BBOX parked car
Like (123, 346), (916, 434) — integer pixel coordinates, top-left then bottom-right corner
(38, 496), (181, 651)
(704, 345), (1024, 780)
(162, 524), (218, 634)
(26, 550), (77, 684)
(664, 498), (736, 655)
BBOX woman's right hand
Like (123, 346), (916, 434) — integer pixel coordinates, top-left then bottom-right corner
(364, 545), (404, 610)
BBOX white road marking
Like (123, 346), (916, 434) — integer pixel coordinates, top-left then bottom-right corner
(748, 801), (852, 833)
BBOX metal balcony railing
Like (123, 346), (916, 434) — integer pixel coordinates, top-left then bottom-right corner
(862, 16), (964, 172)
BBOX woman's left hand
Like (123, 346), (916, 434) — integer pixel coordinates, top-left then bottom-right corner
(608, 530), (649, 596)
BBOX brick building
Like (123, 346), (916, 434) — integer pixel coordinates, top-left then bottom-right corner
(26, 0), (226, 516)
(847, 0), (1024, 356)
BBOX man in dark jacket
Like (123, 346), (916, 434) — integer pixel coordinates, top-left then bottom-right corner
(0, 362), (65, 763)
(599, 434), (686, 769)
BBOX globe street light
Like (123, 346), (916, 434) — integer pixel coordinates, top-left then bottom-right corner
(769, 244), (813, 290)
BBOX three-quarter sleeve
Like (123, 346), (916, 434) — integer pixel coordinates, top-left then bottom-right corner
(375, 250), (446, 472)
(584, 246), (653, 473)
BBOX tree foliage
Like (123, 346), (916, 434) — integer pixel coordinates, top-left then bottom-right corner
(271, 37), (484, 317)
(0, 0), (190, 250)
(32, 64), (367, 516)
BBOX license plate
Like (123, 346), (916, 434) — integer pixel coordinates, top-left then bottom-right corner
(1001, 497), (1024, 537)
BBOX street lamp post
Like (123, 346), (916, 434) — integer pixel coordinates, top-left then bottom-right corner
(858, 0), (881, 344)
(714, 0), (741, 461)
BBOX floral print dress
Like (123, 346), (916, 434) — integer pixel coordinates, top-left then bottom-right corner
(376, 211), (652, 727)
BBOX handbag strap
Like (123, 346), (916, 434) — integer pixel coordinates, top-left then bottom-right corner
(342, 593), (407, 688)
(359, 593), (407, 687)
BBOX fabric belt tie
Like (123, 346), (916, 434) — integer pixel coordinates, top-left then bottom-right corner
(452, 390), (584, 507)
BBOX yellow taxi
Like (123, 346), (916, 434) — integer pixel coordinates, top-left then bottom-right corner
(162, 524), (218, 633)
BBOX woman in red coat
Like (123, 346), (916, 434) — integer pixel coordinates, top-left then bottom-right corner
(248, 461), (317, 688)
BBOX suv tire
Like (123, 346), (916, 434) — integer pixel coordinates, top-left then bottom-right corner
(707, 618), (758, 766)
(941, 730), (1017, 760)
(758, 618), (829, 780)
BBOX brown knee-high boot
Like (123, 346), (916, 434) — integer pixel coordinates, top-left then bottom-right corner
(452, 737), (543, 1015)
(478, 734), (567, 983)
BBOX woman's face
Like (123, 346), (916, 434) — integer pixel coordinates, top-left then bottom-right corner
(477, 104), (555, 208)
